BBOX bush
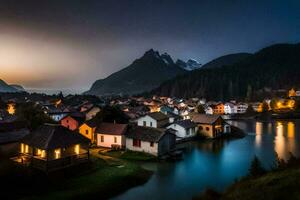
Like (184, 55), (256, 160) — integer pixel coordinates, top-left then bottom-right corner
(248, 155), (266, 177)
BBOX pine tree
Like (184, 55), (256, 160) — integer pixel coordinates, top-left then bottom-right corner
(249, 155), (266, 177)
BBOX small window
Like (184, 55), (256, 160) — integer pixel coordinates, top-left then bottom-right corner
(143, 121), (146, 126)
(114, 137), (117, 143)
(150, 122), (153, 127)
(150, 142), (154, 147)
(133, 139), (141, 147)
(206, 127), (210, 131)
(85, 130), (89, 135)
(66, 120), (69, 123)
(101, 135), (104, 142)
(199, 126), (203, 130)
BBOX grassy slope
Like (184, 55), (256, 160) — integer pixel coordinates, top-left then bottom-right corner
(223, 167), (300, 200)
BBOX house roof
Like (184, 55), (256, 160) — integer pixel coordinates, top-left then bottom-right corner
(21, 124), (89, 150)
(96, 123), (127, 135)
(0, 129), (30, 144)
(126, 126), (172, 142)
(147, 112), (168, 121)
(84, 117), (100, 128)
(190, 114), (222, 124)
(173, 120), (197, 129)
(61, 112), (85, 124)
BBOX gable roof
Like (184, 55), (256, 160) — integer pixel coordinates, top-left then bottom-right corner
(147, 112), (168, 121)
(96, 123), (127, 135)
(61, 112), (85, 124)
(84, 117), (100, 128)
(173, 120), (197, 129)
(126, 126), (172, 142)
(21, 124), (89, 150)
(190, 114), (222, 124)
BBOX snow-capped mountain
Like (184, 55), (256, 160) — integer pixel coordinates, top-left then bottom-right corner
(176, 59), (202, 71)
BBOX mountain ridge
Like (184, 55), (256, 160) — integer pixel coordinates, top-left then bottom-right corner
(85, 49), (187, 96)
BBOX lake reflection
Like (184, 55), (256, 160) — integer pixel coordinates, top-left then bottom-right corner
(113, 119), (300, 200)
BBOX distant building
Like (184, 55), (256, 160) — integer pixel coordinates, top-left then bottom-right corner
(189, 114), (230, 138)
(137, 112), (169, 128)
(212, 103), (225, 115)
(224, 103), (237, 114)
(167, 120), (198, 139)
(60, 112), (85, 131)
(237, 103), (248, 113)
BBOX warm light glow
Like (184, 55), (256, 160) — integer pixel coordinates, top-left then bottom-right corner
(287, 122), (295, 138)
(255, 122), (263, 147)
(37, 149), (46, 158)
(54, 148), (61, 159)
(74, 144), (80, 155)
(20, 143), (24, 153)
(7, 103), (15, 115)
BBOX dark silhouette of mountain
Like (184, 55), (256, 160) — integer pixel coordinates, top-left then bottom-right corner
(85, 49), (187, 96)
(153, 43), (300, 100)
(0, 79), (20, 93)
(201, 53), (252, 69)
(10, 84), (25, 92)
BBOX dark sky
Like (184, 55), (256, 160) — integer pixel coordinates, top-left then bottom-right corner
(0, 0), (299, 91)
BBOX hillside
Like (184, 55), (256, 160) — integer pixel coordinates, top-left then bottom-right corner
(153, 43), (300, 100)
(200, 53), (252, 69)
(0, 79), (20, 93)
(85, 49), (187, 96)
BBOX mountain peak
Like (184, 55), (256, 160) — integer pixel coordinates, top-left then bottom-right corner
(176, 58), (201, 71)
(143, 49), (160, 59)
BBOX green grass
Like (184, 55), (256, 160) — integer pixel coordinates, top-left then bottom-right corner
(102, 150), (157, 161)
(222, 168), (300, 200)
(0, 152), (152, 200)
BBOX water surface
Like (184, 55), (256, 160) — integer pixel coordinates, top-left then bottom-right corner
(113, 119), (300, 200)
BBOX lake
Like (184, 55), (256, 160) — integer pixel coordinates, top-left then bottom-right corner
(113, 119), (300, 200)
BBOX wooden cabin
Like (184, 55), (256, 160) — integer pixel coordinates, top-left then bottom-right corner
(12, 124), (90, 172)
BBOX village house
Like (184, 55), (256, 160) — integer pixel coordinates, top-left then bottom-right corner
(224, 102), (237, 114)
(78, 118), (99, 143)
(96, 122), (128, 149)
(167, 120), (198, 140)
(204, 105), (213, 115)
(189, 114), (230, 138)
(84, 106), (101, 121)
(137, 112), (169, 128)
(125, 126), (176, 156)
(60, 112), (85, 131)
(12, 124), (90, 172)
(0, 120), (29, 157)
(212, 103), (225, 115)
(237, 103), (248, 113)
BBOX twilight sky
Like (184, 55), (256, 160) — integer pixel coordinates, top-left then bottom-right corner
(0, 0), (299, 92)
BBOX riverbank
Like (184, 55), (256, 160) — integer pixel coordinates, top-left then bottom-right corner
(0, 149), (153, 200)
(195, 166), (300, 200)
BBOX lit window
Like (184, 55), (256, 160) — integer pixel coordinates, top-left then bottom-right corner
(54, 149), (61, 159)
(74, 144), (80, 155)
